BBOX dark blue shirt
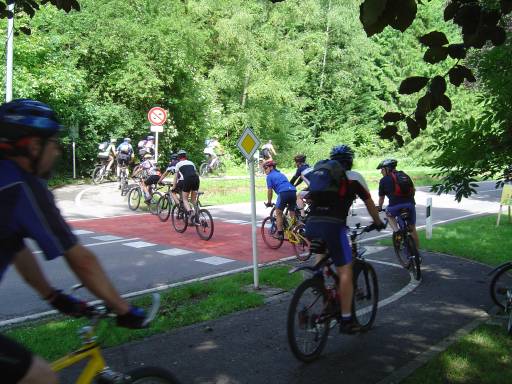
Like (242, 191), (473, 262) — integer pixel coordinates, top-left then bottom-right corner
(378, 174), (415, 206)
(266, 169), (296, 194)
(0, 160), (77, 281)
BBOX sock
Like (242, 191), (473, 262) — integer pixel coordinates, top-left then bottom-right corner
(341, 313), (352, 323)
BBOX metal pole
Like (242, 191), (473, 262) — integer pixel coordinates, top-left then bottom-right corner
(249, 159), (259, 289)
(155, 131), (159, 162)
(72, 141), (76, 178)
(6, 0), (14, 102)
(426, 197), (432, 239)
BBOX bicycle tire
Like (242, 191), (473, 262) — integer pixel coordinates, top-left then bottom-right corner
(261, 216), (284, 249)
(149, 192), (163, 215)
(195, 208), (214, 240)
(507, 301), (512, 335)
(290, 222), (311, 262)
(128, 187), (141, 211)
(392, 231), (410, 269)
(199, 162), (209, 177)
(126, 366), (181, 384)
(157, 195), (172, 222)
(287, 277), (330, 363)
(352, 261), (378, 330)
(216, 162), (226, 176)
(92, 166), (105, 184)
(406, 236), (421, 281)
(171, 205), (188, 233)
(490, 265), (512, 310)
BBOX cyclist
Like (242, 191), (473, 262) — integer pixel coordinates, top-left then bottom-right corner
(261, 139), (276, 161)
(158, 153), (180, 205)
(132, 152), (160, 203)
(173, 150), (200, 224)
(376, 159), (419, 250)
(101, 137), (117, 175)
(116, 137), (134, 181)
(289, 154), (312, 220)
(144, 135), (155, 157)
(0, 99), (148, 384)
(203, 136), (222, 170)
(306, 145), (384, 334)
(263, 160), (296, 240)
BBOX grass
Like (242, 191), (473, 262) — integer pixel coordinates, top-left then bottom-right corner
(403, 324), (512, 384)
(5, 265), (302, 361)
(379, 214), (512, 266)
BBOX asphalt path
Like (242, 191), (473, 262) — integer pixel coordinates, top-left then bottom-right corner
(0, 180), (503, 323)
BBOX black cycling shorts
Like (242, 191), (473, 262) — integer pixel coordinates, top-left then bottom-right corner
(182, 175), (200, 193)
(144, 175), (160, 186)
(0, 334), (33, 384)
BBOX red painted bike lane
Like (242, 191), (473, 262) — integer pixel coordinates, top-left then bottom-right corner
(71, 214), (294, 263)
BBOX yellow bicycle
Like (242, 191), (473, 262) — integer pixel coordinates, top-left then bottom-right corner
(51, 288), (180, 384)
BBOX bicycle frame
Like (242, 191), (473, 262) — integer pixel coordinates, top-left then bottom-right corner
(51, 342), (106, 384)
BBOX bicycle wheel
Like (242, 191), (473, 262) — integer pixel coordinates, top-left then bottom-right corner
(157, 195), (172, 222)
(149, 192), (162, 215)
(507, 300), (512, 335)
(261, 216), (283, 249)
(215, 162), (226, 176)
(290, 223), (311, 262)
(287, 277), (330, 363)
(128, 187), (141, 211)
(92, 166), (105, 184)
(490, 265), (512, 310)
(195, 208), (214, 240)
(199, 162), (209, 177)
(392, 231), (410, 268)
(126, 366), (181, 383)
(171, 205), (188, 233)
(352, 262), (378, 331)
(406, 236), (421, 281)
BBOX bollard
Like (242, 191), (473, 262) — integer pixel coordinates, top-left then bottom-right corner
(426, 197), (432, 239)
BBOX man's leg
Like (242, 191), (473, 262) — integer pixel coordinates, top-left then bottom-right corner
(409, 225), (420, 249)
(19, 356), (58, 384)
(275, 208), (284, 232)
(336, 263), (353, 317)
(106, 156), (114, 173)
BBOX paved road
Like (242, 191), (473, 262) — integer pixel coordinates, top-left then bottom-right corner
(0, 180), (502, 322)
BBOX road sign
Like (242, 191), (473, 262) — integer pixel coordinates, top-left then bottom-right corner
(147, 107), (167, 126)
(150, 125), (164, 133)
(497, 184), (512, 226)
(237, 127), (260, 160)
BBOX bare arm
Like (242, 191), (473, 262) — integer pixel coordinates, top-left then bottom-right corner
(13, 247), (54, 299)
(363, 197), (384, 226)
(378, 195), (385, 209)
(64, 244), (130, 314)
(267, 188), (273, 204)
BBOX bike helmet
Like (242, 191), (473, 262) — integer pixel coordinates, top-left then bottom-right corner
(124, 138), (131, 143)
(110, 138), (116, 143)
(147, 135), (155, 140)
(294, 154), (306, 163)
(170, 152), (178, 161)
(330, 145), (354, 169)
(143, 153), (153, 159)
(177, 149), (187, 158)
(376, 159), (397, 170)
(263, 160), (276, 168)
(0, 99), (62, 144)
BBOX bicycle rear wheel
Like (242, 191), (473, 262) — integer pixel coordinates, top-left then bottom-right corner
(171, 205), (188, 233)
(290, 223), (311, 262)
(126, 366), (181, 383)
(195, 208), (214, 240)
(92, 166), (105, 184)
(157, 195), (172, 222)
(128, 187), (141, 211)
(287, 277), (330, 363)
(261, 216), (283, 249)
(490, 265), (512, 310)
(406, 236), (421, 281)
(199, 162), (209, 177)
(352, 261), (378, 330)
(392, 231), (410, 268)
(215, 162), (226, 176)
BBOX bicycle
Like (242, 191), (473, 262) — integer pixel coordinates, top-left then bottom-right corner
(127, 178), (164, 214)
(171, 191), (214, 240)
(92, 157), (117, 185)
(51, 287), (180, 383)
(156, 181), (176, 222)
(199, 154), (226, 177)
(118, 164), (130, 196)
(286, 222), (382, 362)
(386, 206), (421, 281)
(489, 261), (512, 334)
(260, 204), (310, 261)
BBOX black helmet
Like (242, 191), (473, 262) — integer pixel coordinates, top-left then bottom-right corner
(330, 145), (354, 169)
(177, 149), (187, 158)
(0, 99), (62, 144)
(294, 154), (306, 163)
(147, 135), (155, 140)
(376, 159), (397, 170)
(170, 152), (178, 160)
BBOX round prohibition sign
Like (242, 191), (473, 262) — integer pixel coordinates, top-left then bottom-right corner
(147, 107), (167, 126)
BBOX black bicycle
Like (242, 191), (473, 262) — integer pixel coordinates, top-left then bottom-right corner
(489, 261), (512, 334)
(118, 164), (130, 195)
(156, 181), (175, 222)
(287, 222), (382, 362)
(127, 178), (163, 214)
(171, 192), (214, 240)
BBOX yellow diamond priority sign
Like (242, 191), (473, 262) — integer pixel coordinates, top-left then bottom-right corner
(237, 127), (260, 160)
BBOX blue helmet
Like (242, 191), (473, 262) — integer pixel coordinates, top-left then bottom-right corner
(330, 145), (354, 169)
(376, 159), (397, 170)
(0, 99), (62, 142)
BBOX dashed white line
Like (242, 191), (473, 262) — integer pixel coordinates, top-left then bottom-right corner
(124, 241), (157, 248)
(158, 249), (193, 256)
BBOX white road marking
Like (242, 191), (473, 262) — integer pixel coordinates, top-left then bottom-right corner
(222, 219), (249, 224)
(91, 235), (123, 241)
(32, 237), (140, 253)
(195, 256), (234, 265)
(158, 249), (193, 256)
(72, 229), (94, 235)
(124, 241), (157, 248)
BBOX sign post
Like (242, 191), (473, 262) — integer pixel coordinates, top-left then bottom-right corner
(69, 125), (78, 179)
(497, 184), (512, 226)
(236, 127), (261, 289)
(147, 107), (167, 161)
(426, 197), (432, 239)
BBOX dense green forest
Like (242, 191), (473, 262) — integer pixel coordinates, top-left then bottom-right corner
(0, 0), (509, 184)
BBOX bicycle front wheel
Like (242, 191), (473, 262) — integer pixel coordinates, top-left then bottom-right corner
(171, 205), (188, 233)
(157, 195), (172, 222)
(128, 187), (141, 211)
(199, 162), (209, 177)
(215, 162), (226, 176)
(290, 223), (311, 262)
(392, 231), (410, 268)
(490, 265), (512, 310)
(287, 277), (330, 363)
(406, 236), (421, 281)
(149, 192), (163, 215)
(352, 261), (378, 331)
(126, 366), (181, 384)
(195, 208), (214, 240)
(261, 216), (283, 249)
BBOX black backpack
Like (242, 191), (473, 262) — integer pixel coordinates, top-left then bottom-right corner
(308, 159), (347, 207)
(390, 170), (415, 197)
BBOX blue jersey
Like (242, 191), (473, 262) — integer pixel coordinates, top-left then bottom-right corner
(266, 169), (296, 194)
(378, 174), (415, 206)
(0, 160), (77, 281)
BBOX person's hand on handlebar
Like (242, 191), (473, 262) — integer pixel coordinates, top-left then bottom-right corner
(116, 305), (147, 329)
(45, 289), (92, 318)
(264, 201), (273, 208)
(374, 219), (387, 231)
